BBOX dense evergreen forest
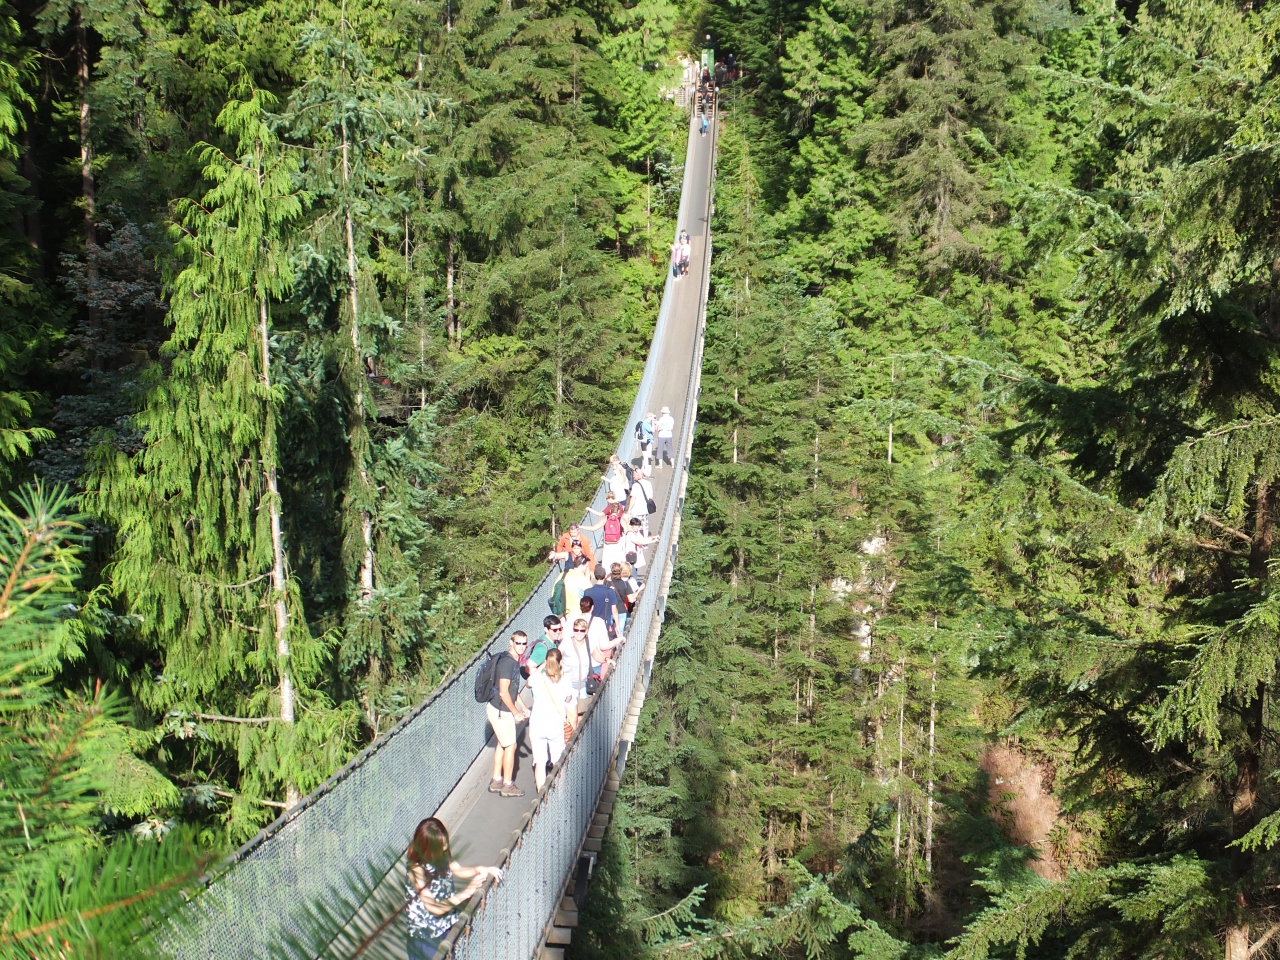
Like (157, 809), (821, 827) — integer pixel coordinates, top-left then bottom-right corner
(0, 0), (686, 951)
(6, 0), (1280, 952)
(574, 0), (1280, 958)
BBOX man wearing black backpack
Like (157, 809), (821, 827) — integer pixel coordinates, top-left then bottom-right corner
(483, 631), (529, 798)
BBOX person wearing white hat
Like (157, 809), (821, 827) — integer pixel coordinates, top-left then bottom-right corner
(655, 406), (676, 468)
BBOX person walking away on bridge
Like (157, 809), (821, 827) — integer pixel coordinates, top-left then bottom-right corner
(579, 594), (620, 681)
(406, 818), (502, 959)
(603, 457), (630, 502)
(609, 562), (633, 633)
(621, 560), (643, 607)
(655, 406), (676, 468)
(487, 631), (529, 798)
(529, 648), (576, 791)
(635, 414), (655, 468)
(584, 490), (628, 570)
(564, 553), (594, 620)
(700, 104), (709, 137)
(623, 519), (658, 581)
(584, 564), (622, 634)
(680, 235), (691, 275)
(627, 466), (655, 535)
(579, 590), (614, 649)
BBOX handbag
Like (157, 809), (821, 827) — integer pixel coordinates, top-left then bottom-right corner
(581, 627), (601, 696)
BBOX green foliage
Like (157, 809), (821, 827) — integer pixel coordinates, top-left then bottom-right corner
(0, 484), (205, 959)
(90, 84), (352, 830)
(588, 0), (1280, 956)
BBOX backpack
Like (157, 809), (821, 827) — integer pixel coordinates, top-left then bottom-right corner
(548, 571), (566, 616)
(621, 462), (635, 486)
(634, 420), (647, 442)
(474, 652), (502, 703)
(604, 509), (624, 544)
(521, 636), (554, 669)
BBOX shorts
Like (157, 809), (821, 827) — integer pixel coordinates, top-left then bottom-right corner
(485, 703), (517, 748)
(531, 730), (566, 768)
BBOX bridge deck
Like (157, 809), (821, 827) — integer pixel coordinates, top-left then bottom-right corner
(439, 100), (715, 871)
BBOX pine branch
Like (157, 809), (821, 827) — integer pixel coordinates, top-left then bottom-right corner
(1196, 514), (1251, 544)
(190, 712), (274, 724)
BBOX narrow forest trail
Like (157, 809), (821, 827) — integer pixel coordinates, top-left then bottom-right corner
(174, 62), (717, 960)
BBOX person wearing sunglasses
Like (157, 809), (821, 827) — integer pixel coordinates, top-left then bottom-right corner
(548, 521), (595, 566)
(521, 614), (563, 676)
(486, 631), (530, 798)
(559, 618), (593, 712)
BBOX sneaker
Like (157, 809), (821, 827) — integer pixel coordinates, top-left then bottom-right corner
(500, 782), (525, 798)
(488, 777), (504, 794)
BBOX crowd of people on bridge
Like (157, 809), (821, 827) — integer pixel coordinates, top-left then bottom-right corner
(401, 210), (698, 956)
(402, 408), (680, 952)
(479, 409), (679, 802)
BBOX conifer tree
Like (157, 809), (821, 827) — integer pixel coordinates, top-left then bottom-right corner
(0, 484), (206, 959)
(285, 18), (450, 719)
(91, 84), (347, 824)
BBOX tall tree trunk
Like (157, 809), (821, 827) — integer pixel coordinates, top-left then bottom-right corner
(1226, 481), (1277, 955)
(19, 117), (42, 273)
(894, 667), (906, 860)
(76, 16), (95, 250)
(446, 229), (457, 348)
(76, 15), (103, 368)
(925, 663), (936, 875)
(261, 296), (299, 808)
(1269, 251), (1280, 342)
(342, 134), (375, 604)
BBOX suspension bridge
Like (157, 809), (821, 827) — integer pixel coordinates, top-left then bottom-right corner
(175, 66), (717, 960)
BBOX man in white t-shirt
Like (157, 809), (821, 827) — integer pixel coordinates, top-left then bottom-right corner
(655, 406), (675, 468)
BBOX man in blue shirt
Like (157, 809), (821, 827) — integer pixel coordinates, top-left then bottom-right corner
(583, 565), (621, 632)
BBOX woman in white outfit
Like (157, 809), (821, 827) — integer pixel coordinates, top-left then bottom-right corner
(528, 648), (577, 791)
(627, 466), (654, 536)
(559, 617), (594, 715)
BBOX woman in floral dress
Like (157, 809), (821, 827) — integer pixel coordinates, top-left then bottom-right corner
(405, 818), (503, 958)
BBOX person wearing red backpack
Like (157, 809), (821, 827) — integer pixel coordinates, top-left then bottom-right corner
(584, 491), (628, 569)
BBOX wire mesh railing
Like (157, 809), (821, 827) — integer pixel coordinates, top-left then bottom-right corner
(172, 86), (713, 960)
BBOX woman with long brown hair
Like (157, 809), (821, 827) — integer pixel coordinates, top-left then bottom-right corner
(405, 818), (502, 958)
